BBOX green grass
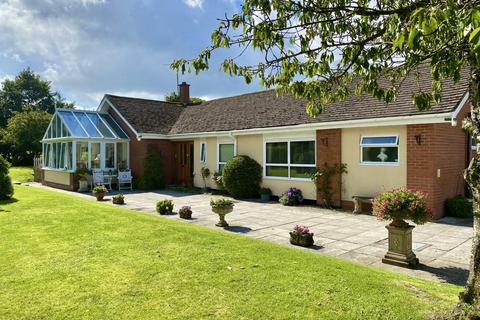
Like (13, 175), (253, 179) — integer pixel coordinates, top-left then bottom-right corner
(0, 186), (461, 319)
(9, 166), (34, 183)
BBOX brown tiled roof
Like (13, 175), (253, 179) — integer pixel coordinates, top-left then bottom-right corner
(107, 64), (469, 135)
(106, 94), (184, 134)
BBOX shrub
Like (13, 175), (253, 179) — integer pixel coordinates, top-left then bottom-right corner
(210, 198), (234, 208)
(372, 188), (433, 225)
(222, 155), (262, 198)
(75, 167), (92, 178)
(201, 167), (210, 189)
(280, 188), (303, 206)
(446, 195), (473, 218)
(156, 199), (174, 215)
(141, 150), (165, 190)
(0, 155), (14, 200)
(211, 171), (224, 189)
(178, 205), (192, 219)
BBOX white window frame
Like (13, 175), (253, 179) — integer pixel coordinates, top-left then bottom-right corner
(200, 141), (207, 163)
(264, 138), (316, 181)
(217, 141), (236, 171)
(360, 135), (400, 166)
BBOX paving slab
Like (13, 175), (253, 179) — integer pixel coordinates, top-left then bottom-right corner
(27, 183), (473, 285)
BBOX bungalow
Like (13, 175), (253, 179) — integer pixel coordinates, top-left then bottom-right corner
(41, 64), (475, 218)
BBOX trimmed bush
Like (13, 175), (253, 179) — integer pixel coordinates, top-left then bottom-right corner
(446, 195), (473, 218)
(0, 155), (14, 200)
(222, 155), (262, 198)
(141, 150), (165, 190)
(156, 199), (174, 215)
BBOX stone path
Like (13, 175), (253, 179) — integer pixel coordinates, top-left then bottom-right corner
(28, 183), (473, 284)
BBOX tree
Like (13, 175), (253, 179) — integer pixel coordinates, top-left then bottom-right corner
(164, 91), (204, 104)
(172, 0), (480, 316)
(0, 68), (73, 127)
(1, 111), (52, 165)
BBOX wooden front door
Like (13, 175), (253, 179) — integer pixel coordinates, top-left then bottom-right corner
(173, 141), (194, 187)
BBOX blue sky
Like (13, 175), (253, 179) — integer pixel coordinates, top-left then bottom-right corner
(0, 0), (263, 109)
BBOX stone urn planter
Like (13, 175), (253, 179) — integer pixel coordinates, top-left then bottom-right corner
(78, 179), (89, 192)
(372, 188), (433, 269)
(289, 225), (314, 247)
(259, 188), (272, 203)
(382, 219), (419, 268)
(210, 198), (234, 227)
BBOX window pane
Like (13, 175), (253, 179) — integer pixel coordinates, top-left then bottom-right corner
(361, 136), (397, 145)
(116, 143), (128, 170)
(58, 111), (87, 137)
(290, 166), (317, 179)
(266, 166), (288, 177)
(100, 114), (128, 139)
(76, 142), (89, 169)
(59, 143), (66, 169)
(218, 163), (226, 172)
(105, 143), (115, 168)
(66, 142), (72, 170)
(200, 143), (206, 163)
(362, 146), (399, 163)
(290, 141), (315, 164)
(266, 142), (287, 164)
(219, 144), (234, 163)
(74, 112), (102, 137)
(56, 116), (62, 138)
(91, 143), (101, 168)
(86, 113), (115, 138)
(44, 144), (50, 167)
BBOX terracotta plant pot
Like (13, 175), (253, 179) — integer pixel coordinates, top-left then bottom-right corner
(94, 192), (105, 201)
(289, 232), (314, 247)
(212, 206), (233, 227)
(382, 219), (419, 268)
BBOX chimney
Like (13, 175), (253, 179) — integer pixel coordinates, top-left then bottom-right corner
(178, 82), (190, 106)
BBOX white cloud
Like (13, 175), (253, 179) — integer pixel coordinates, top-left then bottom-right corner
(183, 0), (203, 9)
(86, 90), (166, 103)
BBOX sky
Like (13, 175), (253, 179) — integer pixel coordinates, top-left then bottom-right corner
(0, 0), (264, 109)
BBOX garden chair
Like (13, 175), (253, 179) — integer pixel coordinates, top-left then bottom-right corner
(93, 171), (112, 190)
(118, 170), (133, 191)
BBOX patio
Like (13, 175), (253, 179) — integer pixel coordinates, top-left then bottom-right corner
(31, 183), (472, 284)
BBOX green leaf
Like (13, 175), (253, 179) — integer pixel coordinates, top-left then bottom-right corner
(408, 29), (419, 49)
(469, 27), (480, 46)
(393, 33), (405, 49)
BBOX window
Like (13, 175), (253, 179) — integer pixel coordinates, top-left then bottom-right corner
(90, 143), (101, 169)
(472, 136), (477, 151)
(200, 142), (206, 163)
(265, 140), (316, 179)
(42, 142), (73, 170)
(360, 135), (399, 164)
(218, 143), (234, 171)
(76, 142), (89, 169)
(105, 143), (115, 168)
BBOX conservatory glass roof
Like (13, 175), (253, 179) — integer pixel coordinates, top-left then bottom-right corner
(44, 109), (129, 140)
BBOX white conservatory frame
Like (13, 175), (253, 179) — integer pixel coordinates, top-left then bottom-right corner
(41, 109), (130, 173)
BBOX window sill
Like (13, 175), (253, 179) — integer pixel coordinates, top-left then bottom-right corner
(42, 167), (74, 173)
(360, 162), (400, 167)
(264, 176), (313, 182)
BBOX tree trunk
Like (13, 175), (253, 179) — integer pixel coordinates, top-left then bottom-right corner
(460, 54), (480, 313)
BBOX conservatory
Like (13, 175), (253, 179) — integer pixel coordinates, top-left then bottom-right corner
(41, 109), (130, 190)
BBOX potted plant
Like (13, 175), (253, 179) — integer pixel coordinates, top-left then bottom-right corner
(289, 225), (314, 247)
(156, 199), (174, 215)
(201, 166), (211, 193)
(259, 187), (272, 203)
(373, 188), (433, 268)
(75, 167), (92, 192)
(112, 194), (125, 205)
(92, 185), (107, 201)
(179, 205), (192, 219)
(280, 188), (304, 206)
(210, 198), (234, 227)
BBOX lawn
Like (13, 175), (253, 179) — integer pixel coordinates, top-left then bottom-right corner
(9, 166), (34, 183)
(0, 185), (461, 319)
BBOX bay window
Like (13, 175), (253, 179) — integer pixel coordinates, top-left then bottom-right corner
(265, 140), (316, 179)
(360, 136), (399, 164)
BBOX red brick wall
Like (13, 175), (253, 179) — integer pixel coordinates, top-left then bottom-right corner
(107, 108), (175, 185)
(407, 105), (470, 219)
(316, 129), (342, 207)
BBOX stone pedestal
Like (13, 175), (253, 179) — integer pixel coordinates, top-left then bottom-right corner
(78, 180), (89, 192)
(382, 222), (419, 269)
